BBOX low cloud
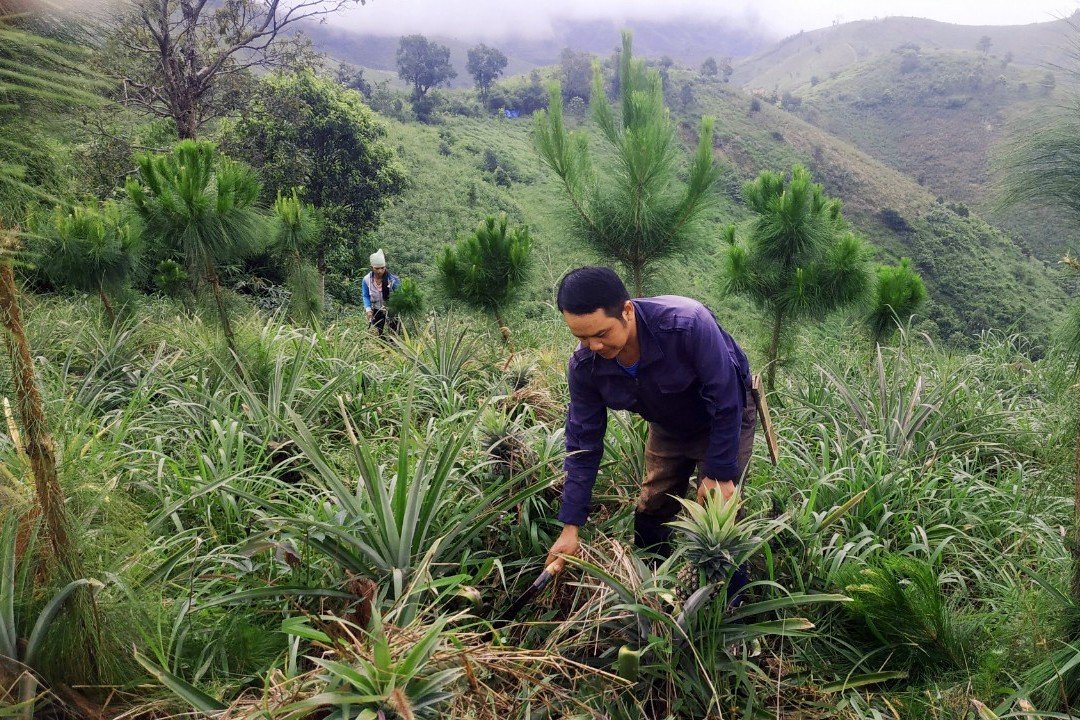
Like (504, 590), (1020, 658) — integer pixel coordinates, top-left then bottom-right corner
(332, 0), (1080, 39)
(335, 0), (766, 40)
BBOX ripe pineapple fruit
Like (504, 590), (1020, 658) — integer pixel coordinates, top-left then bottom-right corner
(669, 489), (755, 604)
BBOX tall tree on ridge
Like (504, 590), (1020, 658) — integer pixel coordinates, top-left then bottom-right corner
(396, 34), (456, 100)
(466, 43), (508, 99)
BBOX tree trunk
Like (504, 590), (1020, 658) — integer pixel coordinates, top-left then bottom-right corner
(765, 309), (784, 392)
(494, 308), (509, 342)
(0, 247), (72, 568)
(494, 308), (515, 370)
(1072, 396), (1080, 603)
(97, 283), (116, 326)
(316, 245), (327, 309)
(631, 263), (644, 298)
(177, 2), (200, 141)
(206, 262), (237, 360)
(178, 108), (198, 140)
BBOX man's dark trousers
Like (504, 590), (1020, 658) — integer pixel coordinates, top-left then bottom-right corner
(632, 387), (757, 557)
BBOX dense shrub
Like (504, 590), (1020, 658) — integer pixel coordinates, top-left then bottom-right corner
(780, 91), (803, 109)
(879, 208), (913, 233)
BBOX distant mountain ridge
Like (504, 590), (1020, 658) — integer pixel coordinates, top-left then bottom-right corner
(303, 15), (775, 86)
(732, 14), (1079, 93)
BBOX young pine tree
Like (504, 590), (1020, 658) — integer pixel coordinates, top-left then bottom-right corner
(534, 31), (720, 297)
(126, 140), (266, 356)
(865, 258), (927, 345)
(722, 165), (873, 390)
(36, 200), (141, 324)
(272, 189), (323, 323)
(437, 213), (531, 344)
(387, 277), (424, 327)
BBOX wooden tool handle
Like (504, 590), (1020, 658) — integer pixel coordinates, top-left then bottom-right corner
(751, 373), (780, 466)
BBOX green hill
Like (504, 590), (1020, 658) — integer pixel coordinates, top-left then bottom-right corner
(764, 47), (1079, 261)
(797, 50), (1049, 203)
(732, 14), (1078, 94)
(353, 73), (1066, 346)
(689, 76), (1067, 342)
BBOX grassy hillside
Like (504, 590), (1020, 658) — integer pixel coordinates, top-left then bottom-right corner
(6, 293), (1075, 719)
(356, 74), (1066, 346)
(681, 74), (1068, 342)
(797, 50), (1049, 203)
(788, 48), (1080, 260)
(7, 12), (1080, 719)
(732, 14), (1078, 94)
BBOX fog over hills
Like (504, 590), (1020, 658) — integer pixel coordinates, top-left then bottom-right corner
(302, 15), (776, 86)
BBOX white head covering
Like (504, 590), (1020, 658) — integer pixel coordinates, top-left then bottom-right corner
(369, 248), (386, 268)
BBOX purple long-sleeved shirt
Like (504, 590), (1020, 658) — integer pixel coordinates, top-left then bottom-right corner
(559, 295), (752, 526)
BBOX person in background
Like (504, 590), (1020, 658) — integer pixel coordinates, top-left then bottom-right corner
(361, 248), (401, 335)
(546, 266), (757, 570)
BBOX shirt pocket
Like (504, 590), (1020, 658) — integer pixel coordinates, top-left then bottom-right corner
(657, 374), (694, 395)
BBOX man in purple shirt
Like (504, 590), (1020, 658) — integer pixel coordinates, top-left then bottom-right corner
(545, 267), (757, 571)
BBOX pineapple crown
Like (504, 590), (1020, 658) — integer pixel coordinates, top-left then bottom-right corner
(667, 488), (743, 545)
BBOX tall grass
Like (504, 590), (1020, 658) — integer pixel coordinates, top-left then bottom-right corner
(0, 295), (1072, 718)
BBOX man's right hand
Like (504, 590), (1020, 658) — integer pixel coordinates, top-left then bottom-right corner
(545, 524), (580, 573)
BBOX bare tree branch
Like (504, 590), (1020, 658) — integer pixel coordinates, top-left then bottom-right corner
(107, 0), (363, 138)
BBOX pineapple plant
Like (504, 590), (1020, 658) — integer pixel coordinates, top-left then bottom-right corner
(500, 357), (560, 421)
(668, 489), (757, 605)
(504, 358), (535, 392)
(477, 407), (536, 480)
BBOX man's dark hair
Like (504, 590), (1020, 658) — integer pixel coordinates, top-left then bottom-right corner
(557, 266), (630, 318)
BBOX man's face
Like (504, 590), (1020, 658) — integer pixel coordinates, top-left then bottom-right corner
(372, 266), (386, 278)
(562, 302), (633, 360)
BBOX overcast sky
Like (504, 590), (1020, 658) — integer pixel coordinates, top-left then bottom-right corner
(332, 0), (1080, 39)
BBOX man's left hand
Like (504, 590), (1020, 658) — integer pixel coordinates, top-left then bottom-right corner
(698, 477), (736, 504)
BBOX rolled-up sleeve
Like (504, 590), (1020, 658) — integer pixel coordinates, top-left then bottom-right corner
(559, 359), (607, 526)
(690, 310), (745, 482)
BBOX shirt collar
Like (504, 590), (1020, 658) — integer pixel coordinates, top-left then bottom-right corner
(589, 299), (665, 375)
(632, 299), (665, 370)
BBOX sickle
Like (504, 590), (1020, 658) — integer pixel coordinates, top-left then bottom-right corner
(489, 562), (560, 636)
